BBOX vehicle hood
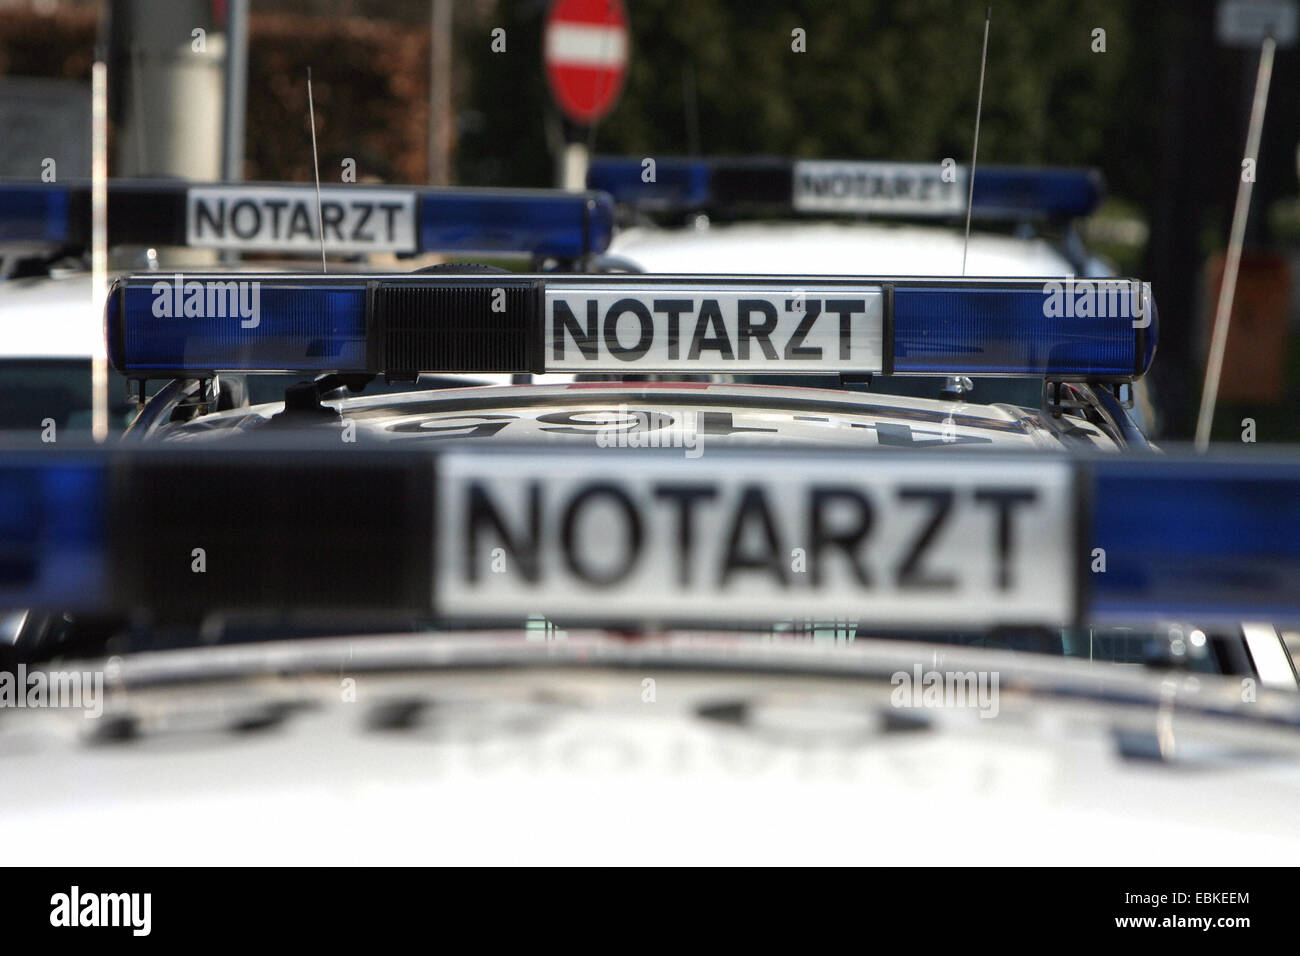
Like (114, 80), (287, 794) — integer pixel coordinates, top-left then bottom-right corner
(2, 633), (1297, 864)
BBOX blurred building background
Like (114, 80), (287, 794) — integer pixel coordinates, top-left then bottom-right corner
(0, 0), (1297, 441)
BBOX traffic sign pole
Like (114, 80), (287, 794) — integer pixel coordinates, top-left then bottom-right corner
(561, 142), (589, 191)
(543, 0), (629, 192)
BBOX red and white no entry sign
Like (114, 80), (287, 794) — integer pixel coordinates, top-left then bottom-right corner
(544, 0), (629, 125)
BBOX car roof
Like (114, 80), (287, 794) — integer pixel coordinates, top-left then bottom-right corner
(0, 261), (389, 362)
(158, 380), (1118, 450)
(0, 272), (103, 359)
(607, 220), (1080, 276)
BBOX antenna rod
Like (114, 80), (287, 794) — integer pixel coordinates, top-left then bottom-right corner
(91, 59), (109, 443)
(961, 6), (991, 277)
(1194, 34), (1276, 450)
(307, 66), (327, 274)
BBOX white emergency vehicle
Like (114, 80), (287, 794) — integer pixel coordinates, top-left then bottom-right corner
(1, 265), (1298, 865)
(0, 179), (615, 432)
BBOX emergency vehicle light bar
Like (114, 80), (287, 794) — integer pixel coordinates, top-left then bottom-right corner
(587, 157), (1105, 220)
(1, 445), (1296, 629)
(0, 180), (614, 259)
(106, 273), (1156, 381)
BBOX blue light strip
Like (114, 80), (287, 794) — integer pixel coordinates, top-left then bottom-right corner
(588, 157), (1105, 219)
(0, 450), (1299, 629)
(417, 191), (614, 259)
(107, 274), (1155, 380)
(0, 457), (105, 609)
(0, 183), (71, 243)
(586, 159), (713, 209)
(971, 168), (1104, 220)
(109, 278), (369, 374)
(892, 282), (1153, 378)
(0, 181), (614, 258)
(1090, 459), (1300, 625)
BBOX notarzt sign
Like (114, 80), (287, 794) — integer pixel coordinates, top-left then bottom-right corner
(792, 161), (967, 216)
(436, 452), (1077, 626)
(543, 285), (886, 372)
(186, 186), (417, 254)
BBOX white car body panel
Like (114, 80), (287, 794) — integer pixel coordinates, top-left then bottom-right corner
(608, 221), (1079, 277)
(0, 273), (104, 359)
(1, 634), (1298, 865)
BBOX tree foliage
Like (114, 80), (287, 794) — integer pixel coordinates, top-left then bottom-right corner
(457, 0), (1140, 192)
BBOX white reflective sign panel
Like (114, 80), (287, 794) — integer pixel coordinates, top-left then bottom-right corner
(437, 452), (1077, 626)
(544, 284), (885, 372)
(186, 186), (418, 254)
(793, 161), (967, 216)
(1216, 0), (1297, 47)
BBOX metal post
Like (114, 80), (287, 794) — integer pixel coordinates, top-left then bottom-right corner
(221, 0), (248, 184)
(428, 0), (453, 185)
(1194, 35), (1276, 450)
(561, 141), (588, 191)
(220, 0), (248, 265)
